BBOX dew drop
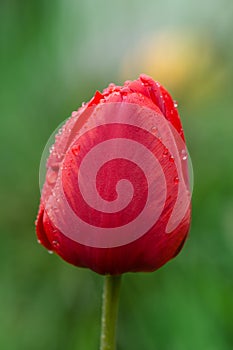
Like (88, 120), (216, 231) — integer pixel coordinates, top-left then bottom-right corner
(181, 149), (187, 160)
(51, 163), (59, 171)
(151, 126), (161, 138)
(174, 176), (179, 184)
(82, 102), (86, 107)
(173, 100), (178, 108)
(140, 76), (150, 86)
(72, 145), (80, 156)
(58, 127), (63, 135)
(71, 111), (77, 117)
(163, 148), (169, 157)
(52, 240), (60, 248)
(49, 145), (55, 154)
(108, 83), (115, 89)
(37, 239), (41, 244)
(48, 250), (53, 254)
(151, 126), (157, 133)
(121, 86), (130, 93)
(46, 169), (57, 185)
(169, 155), (175, 163)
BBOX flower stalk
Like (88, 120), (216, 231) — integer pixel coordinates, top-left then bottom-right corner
(100, 275), (122, 350)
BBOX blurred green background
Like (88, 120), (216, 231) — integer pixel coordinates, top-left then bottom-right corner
(1, 0), (233, 349)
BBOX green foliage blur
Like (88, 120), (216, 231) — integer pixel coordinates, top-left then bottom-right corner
(1, 1), (233, 349)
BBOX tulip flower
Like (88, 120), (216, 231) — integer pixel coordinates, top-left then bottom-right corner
(36, 74), (192, 350)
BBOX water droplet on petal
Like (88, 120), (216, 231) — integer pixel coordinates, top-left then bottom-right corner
(151, 126), (161, 138)
(169, 155), (174, 163)
(37, 239), (41, 244)
(48, 250), (53, 254)
(163, 148), (169, 157)
(72, 145), (81, 156)
(58, 128), (63, 135)
(151, 126), (157, 133)
(46, 169), (57, 185)
(49, 145), (55, 154)
(108, 83), (115, 90)
(51, 163), (59, 171)
(52, 240), (60, 248)
(71, 111), (77, 117)
(121, 86), (130, 94)
(181, 149), (188, 160)
(174, 176), (179, 184)
(173, 100), (178, 108)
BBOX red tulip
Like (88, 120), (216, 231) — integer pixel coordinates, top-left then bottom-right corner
(36, 74), (191, 275)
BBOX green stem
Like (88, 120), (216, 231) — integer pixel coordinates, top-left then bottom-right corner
(100, 275), (122, 350)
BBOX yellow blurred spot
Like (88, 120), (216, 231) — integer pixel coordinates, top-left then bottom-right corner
(120, 30), (226, 100)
